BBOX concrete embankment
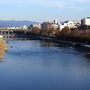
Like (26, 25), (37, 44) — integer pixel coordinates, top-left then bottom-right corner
(0, 37), (7, 59)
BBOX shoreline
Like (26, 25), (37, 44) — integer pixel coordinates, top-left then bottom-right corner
(13, 33), (90, 53)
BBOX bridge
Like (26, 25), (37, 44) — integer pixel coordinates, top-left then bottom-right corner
(0, 29), (16, 39)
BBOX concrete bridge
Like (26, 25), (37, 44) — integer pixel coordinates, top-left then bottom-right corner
(0, 30), (15, 39)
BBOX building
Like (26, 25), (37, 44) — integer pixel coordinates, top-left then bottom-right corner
(53, 19), (59, 24)
(42, 21), (59, 31)
(63, 21), (78, 29)
(30, 24), (41, 29)
(20, 25), (28, 30)
(81, 17), (90, 29)
(52, 24), (59, 30)
(42, 22), (53, 31)
(81, 17), (90, 26)
(15, 26), (21, 30)
(59, 23), (65, 31)
(6, 27), (16, 30)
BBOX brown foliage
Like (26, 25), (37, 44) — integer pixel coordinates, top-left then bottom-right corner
(40, 30), (48, 36)
(70, 29), (90, 40)
(31, 27), (40, 35)
(52, 29), (60, 36)
(41, 27), (55, 36)
(60, 27), (71, 36)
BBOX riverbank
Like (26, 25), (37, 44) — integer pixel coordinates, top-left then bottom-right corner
(14, 33), (90, 53)
(0, 37), (7, 59)
(10, 29), (90, 52)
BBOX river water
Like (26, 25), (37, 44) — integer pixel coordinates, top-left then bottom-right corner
(0, 39), (90, 90)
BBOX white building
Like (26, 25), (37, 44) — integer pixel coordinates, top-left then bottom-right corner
(15, 26), (21, 30)
(53, 19), (59, 24)
(63, 21), (77, 29)
(81, 17), (90, 26)
(59, 24), (65, 31)
(55, 20), (78, 31)
(53, 20), (64, 31)
(52, 24), (59, 30)
(6, 27), (16, 30)
(32, 24), (41, 29)
(22, 25), (28, 30)
(14, 25), (28, 30)
(30, 24), (41, 30)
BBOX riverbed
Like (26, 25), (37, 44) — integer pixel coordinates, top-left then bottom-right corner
(0, 39), (90, 90)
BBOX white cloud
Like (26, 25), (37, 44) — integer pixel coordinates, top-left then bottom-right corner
(0, 0), (89, 9)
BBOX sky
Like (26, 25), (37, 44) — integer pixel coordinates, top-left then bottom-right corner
(0, 0), (90, 22)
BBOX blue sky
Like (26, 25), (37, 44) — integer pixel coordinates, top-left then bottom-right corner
(0, 0), (90, 22)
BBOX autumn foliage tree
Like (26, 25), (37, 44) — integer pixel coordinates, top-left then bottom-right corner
(60, 27), (71, 36)
(31, 27), (41, 35)
(41, 27), (55, 37)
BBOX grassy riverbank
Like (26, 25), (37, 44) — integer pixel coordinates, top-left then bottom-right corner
(0, 38), (7, 59)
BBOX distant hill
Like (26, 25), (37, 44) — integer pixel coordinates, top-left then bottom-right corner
(0, 20), (38, 27)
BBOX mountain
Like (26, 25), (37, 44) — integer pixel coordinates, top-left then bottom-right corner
(0, 20), (38, 27)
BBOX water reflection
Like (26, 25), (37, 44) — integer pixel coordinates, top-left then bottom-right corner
(1, 39), (90, 90)
(40, 40), (57, 47)
(5, 39), (90, 68)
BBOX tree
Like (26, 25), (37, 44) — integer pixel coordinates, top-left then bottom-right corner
(60, 27), (71, 36)
(31, 27), (41, 35)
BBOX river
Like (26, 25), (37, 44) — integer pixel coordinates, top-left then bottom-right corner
(0, 39), (90, 90)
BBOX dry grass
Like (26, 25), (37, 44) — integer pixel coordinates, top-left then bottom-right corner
(0, 38), (7, 59)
